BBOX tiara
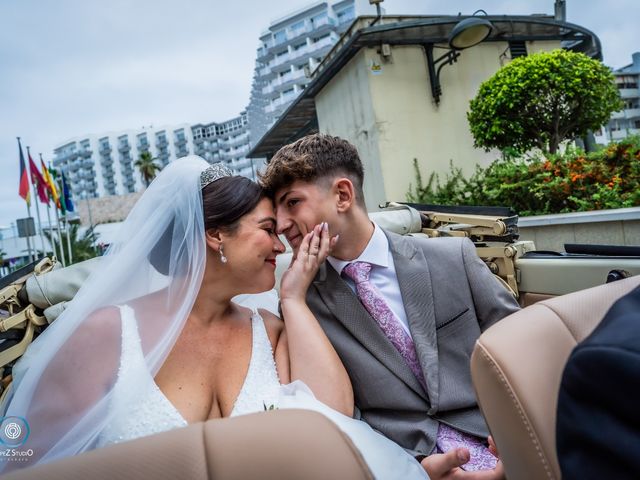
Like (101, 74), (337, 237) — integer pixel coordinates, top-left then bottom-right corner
(200, 163), (232, 188)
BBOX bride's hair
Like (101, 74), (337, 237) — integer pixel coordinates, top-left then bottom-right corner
(150, 176), (265, 275)
(202, 176), (265, 233)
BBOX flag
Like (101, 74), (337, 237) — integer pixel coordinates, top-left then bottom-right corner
(61, 171), (75, 213)
(42, 161), (60, 207)
(18, 138), (30, 206)
(28, 151), (49, 205)
(50, 167), (65, 214)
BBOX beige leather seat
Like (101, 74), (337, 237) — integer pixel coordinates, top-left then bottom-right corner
(3, 409), (372, 480)
(470, 275), (640, 480)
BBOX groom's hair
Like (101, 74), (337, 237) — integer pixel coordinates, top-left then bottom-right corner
(259, 133), (366, 209)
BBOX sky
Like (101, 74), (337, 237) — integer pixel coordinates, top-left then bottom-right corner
(1, 0), (638, 230)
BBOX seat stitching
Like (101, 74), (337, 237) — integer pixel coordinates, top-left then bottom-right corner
(477, 343), (555, 480)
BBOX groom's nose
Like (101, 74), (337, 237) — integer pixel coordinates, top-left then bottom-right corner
(275, 209), (291, 235)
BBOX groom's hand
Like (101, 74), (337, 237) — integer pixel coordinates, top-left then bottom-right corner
(420, 448), (505, 480)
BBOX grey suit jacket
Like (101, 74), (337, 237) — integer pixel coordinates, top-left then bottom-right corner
(306, 230), (520, 457)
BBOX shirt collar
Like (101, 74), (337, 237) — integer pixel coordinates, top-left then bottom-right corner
(327, 223), (389, 275)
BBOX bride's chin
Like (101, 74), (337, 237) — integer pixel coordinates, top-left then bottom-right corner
(244, 275), (276, 294)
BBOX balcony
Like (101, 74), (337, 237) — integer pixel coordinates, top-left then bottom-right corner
(118, 143), (131, 153)
(156, 138), (168, 148)
(611, 127), (640, 140)
(624, 108), (640, 119)
(175, 147), (189, 158)
(311, 35), (334, 51)
(99, 144), (112, 154)
(311, 16), (336, 30)
(618, 88), (640, 99)
(82, 159), (94, 168)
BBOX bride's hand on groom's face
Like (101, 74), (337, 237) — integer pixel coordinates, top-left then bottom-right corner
(280, 222), (338, 302)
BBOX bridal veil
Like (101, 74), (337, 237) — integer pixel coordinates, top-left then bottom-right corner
(1, 156), (210, 470)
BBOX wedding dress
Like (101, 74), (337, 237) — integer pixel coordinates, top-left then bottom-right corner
(98, 305), (427, 479)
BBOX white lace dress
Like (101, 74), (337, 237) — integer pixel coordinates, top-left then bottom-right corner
(98, 305), (427, 479)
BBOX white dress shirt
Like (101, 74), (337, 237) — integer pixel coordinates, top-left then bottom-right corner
(327, 223), (412, 337)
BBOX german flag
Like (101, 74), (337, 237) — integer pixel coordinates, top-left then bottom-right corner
(18, 137), (30, 206)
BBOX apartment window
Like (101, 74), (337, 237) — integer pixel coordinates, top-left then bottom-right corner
(293, 42), (306, 51)
(336, 6), (355, 23)
(290, 20), (305, 35)
(274, 29), (286, 45)
(283, 88), (295, 97)
(276, 49), (288, 59)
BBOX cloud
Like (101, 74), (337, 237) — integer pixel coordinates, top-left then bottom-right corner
(0, 0), (638, 231)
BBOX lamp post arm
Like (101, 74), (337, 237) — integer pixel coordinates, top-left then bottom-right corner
(422, 44), (461, 106)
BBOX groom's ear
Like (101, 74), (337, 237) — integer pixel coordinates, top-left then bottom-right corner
(334, 177), (355, 213)
(205, 229), (223, 252)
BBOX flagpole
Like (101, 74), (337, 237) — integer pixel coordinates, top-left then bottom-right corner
(17, 137), (34, 263)
(65, 215), (73, 264)
(39, 154), (54, 255)
(54, 205), (66, 267)
(27, 146), (46, 256)
(45, 202), (53, 255)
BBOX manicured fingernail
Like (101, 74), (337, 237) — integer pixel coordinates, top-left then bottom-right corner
(334, 234), (340, 243)
(323, 222), (329, 232)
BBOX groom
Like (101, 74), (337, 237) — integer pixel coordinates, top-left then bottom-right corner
(260, 134), (520, 479)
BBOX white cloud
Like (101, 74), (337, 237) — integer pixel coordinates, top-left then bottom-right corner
(0, 0), (638, 231)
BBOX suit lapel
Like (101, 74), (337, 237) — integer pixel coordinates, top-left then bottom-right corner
(313, 260), (427, 399)
(387, 231), (440, 413)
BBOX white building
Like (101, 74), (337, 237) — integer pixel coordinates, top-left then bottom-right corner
(52, 124), (195, 198)
(247, 0), (379, 146)
(595, 52), (640, 144)
(192, 111), (257, 179)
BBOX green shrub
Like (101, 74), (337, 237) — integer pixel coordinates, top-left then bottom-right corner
(407, 137), (640, 216)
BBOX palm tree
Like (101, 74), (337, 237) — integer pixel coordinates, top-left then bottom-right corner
(134, 151), (161, 187)
(43, 224), (100, 265)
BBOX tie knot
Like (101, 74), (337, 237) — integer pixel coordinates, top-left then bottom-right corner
(343, 262), (372, 284)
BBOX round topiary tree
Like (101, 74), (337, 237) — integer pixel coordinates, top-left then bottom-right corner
(467, 49), (623, 154)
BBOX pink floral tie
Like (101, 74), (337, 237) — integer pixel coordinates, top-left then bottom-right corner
(343, 261), (497, 472)
(342, 261), (426, 388)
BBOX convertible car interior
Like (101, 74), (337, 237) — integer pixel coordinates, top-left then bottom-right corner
(1, 204), (638, 479)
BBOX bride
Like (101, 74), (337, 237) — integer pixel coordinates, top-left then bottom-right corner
(1, 156), (426, 478)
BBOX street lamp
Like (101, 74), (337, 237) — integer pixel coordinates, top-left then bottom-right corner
(424, 13), (493, 106)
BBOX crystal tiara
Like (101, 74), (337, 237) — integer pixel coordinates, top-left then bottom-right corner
(200, 163), (232, 189)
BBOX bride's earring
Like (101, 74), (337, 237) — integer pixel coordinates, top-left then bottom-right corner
(219, 244), (228, 264)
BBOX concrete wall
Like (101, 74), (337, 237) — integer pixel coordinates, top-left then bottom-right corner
(518, 208), (640, 252)
(314, 39), (560, 210)
(75, 191), (143, 226)
(315, 49), (387, 210)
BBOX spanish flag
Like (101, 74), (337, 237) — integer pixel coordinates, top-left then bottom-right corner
(41, 157), (59, 207)
(18, 138), (30, 206)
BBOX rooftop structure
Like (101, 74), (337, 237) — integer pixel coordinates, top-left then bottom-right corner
(248, 14), (601, 210)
